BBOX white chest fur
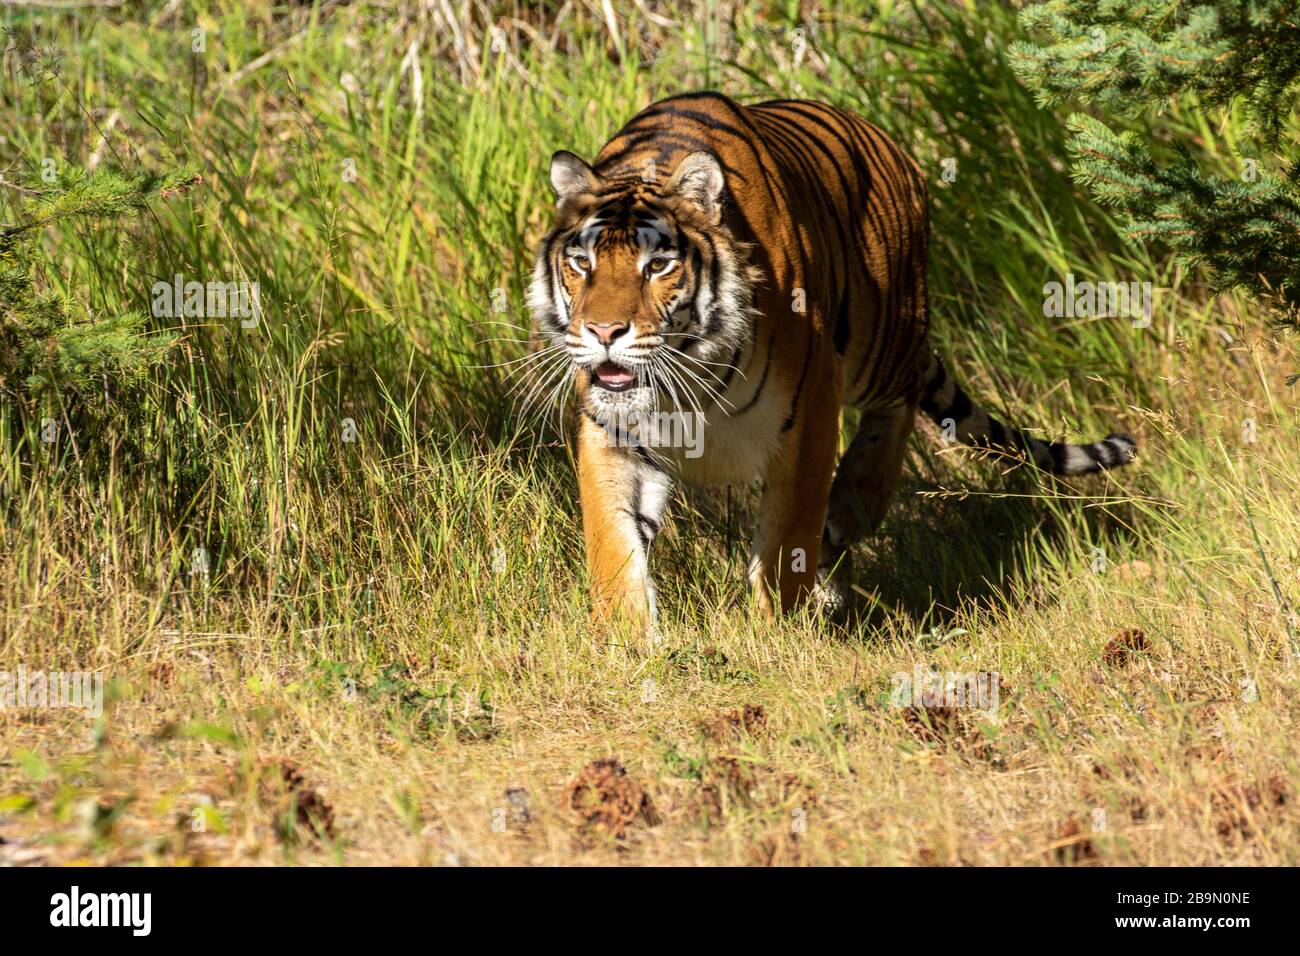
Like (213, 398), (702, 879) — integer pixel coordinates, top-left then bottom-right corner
(652, 382), (785, 486)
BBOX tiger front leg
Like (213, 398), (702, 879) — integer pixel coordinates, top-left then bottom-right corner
(747, 371), (841, 616)
(577, 414), (672, 628)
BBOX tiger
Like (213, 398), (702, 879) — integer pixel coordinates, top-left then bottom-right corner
(527, 91), (1136, 626)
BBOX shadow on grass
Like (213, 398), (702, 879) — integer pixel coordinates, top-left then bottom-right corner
(837, 462), (1137, 641)
(652, 452), (1138, 642)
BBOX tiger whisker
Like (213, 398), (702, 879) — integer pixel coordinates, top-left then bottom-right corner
(661, 342), (747, 380)
(539, 367), (576, 439)
(651, 354), (707, 426)
(648, 357), (688, 421)
(510, 353), (572, 426)
(661, 348), (728, 395)
(467, 345), (565, 371)
(469, 335), (552, 350)
(503, 351), (571, 401)
(478, 319), (535, 332)
(657, 350), (731, 414)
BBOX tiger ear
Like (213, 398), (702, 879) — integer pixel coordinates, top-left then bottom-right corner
(666, 151), (725, 222)
(549, 150), (599, 203)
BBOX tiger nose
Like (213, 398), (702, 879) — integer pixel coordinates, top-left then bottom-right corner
(586, 321), (629, 346)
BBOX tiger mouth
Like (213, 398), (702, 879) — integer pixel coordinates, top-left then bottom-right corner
(592, 361), (637, 392)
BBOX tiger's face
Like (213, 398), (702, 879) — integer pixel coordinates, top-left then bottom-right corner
(528, 150), (756, 421)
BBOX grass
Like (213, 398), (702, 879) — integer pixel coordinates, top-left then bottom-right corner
(1, 0), (1298, 865)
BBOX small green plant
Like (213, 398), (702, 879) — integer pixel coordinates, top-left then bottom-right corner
(357, 663), (498, 742)
(1, 165), (199, 407)
(665, 645), (758, 684)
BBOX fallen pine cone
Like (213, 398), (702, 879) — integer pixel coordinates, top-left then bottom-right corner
(700, 704), (767, 741)
(1052, 817), (1099, 864)
(1103, 629), (1147, 667)
(565, 758), (660, 842)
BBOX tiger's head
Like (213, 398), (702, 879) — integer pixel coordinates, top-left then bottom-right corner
(527, 150), (758, 421)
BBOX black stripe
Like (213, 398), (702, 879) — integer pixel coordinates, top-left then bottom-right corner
(1049, 442), (1068, 473)
(640, 105), (749, 143)
(732, 327), (773, 417)
(634, 445), (665, 471)
(583, 409), (637, 450)
(691, 226), (724, 337)
(628, 483), (644, 547)
(918, 361), (947, 417)
(687, 245), (705, 326)
(599, 132), (734, 178)
(719, 343), (743, 390)
(780, 336), (815, 432)
(832, 294), (850, 355)
(944, 388), (973, 426)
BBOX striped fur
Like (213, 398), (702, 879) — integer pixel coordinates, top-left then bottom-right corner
(918, 355), (1137, 476)
(527, 92), (1137, 626)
